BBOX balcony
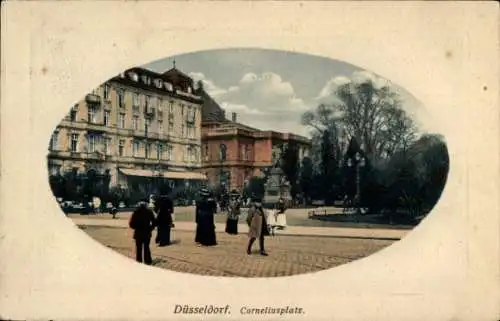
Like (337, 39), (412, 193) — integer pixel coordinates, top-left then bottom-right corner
(85, 93), (101, 104)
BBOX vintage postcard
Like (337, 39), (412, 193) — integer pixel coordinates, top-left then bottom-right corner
(1, 1), (499, 320)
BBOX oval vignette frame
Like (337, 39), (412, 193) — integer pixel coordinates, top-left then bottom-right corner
(46, 48), (450, 278)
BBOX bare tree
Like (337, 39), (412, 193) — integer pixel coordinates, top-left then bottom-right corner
(302, 78), (418, 163)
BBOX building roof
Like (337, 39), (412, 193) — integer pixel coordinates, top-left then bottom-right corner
(195, 83), (228, 122)
(197, 82), (312, 145)
(109, 67), (202, 104)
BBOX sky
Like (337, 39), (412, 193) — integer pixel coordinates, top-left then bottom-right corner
(143, 48), (433, 138)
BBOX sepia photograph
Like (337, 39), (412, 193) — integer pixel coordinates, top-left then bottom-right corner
(48, 48), (449, 277)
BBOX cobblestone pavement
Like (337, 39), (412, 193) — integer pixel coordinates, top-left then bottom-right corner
(80, 225), (395, 278)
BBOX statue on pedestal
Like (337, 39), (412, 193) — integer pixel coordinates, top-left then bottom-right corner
(262, 158), (291, 209)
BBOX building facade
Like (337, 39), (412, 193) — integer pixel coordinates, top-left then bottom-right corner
(196, 83), (311, 192)
(47, 66), (205, 197)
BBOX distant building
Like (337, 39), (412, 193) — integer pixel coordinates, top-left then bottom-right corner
(47, 65), (206, 198)
(196, 82), (312, 192)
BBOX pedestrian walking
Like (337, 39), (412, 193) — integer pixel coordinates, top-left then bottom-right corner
(225, 192), (241, 235)
(246, 197), (269, 256)
(276, 197), (287, 230)
(129, 199), (156, 265)
(195, 188), (217, 246)
(154, 195), (174, 246)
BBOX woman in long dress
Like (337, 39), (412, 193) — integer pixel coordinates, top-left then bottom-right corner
(225, 195), (241, 235)
(266, 206), (278, 236)
(276, 197), (287, 230)
(195, 189), (217, 246)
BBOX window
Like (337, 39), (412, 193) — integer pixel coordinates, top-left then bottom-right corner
(168, 107), (174, 135)
(144, 95), (150, 109)
(133, 93), (140, 108)
(242, 144), (249, 161)
(103, 84), (110, 100)
(70, 106), (78, 121)
(157, 98), (163, 111)
(117, 89), (125, 108)
(144, 118), (151, 133)
(119, 140), (125, 156)
(169, 101), (174, 114)
(145, 142), (152, 158)
(49, 131), (59, 150)
(203, 144), (209, 161)
(220, 144), (227, 161)
(104, 111), (110, 126)
(104, 137), (111, 155)
(158, 120), (163, 134)
(157, 143), (163, 159)
(132, 116), (139, 130)
(181, 123), (185, 137)
(166, 145), (173, 161)
(186, 107), (196, 123)
(119, 113), (125, 128)
(187, 124), (195, 139)
(71, 134), (79, 152)
(88, 106), (97, 123)
(133, 140), (140, 157)
(87, 134), (98, 153)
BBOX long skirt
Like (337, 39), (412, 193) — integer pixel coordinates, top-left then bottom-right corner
(225, 218), (238, 235)
(156, 224), (171, 246)
(197, 217), (217, 246)
(276, 213), (287, 230)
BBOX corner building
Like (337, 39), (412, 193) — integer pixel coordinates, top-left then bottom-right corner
(196, 82), (312, 192)
(47, 66), (205, 196)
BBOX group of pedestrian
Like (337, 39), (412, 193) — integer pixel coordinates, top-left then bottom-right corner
(128, 188), (288, 265)
(128, 195), (174, 265)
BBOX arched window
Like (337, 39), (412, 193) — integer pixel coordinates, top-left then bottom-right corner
(219, 144), (227, 161)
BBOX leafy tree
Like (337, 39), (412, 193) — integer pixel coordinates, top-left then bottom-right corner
(280, 142), (300, 199)
(370, 133), (449, 220)
(243, 176), (266, 200)
(299, 157), (314, 205)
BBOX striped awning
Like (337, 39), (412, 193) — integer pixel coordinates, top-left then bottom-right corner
(119, 168), (207, 180)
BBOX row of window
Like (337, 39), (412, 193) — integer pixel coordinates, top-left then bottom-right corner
(94, 83), (198, 117)
(122, 71), (195, 95)
(201, 144), (251, 161)
(70, 106), (197, 139)
(49, 132), (199, 162)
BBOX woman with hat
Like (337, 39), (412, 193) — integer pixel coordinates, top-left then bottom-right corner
(225, 191), (241, 235)
(195, 188), (217, 246)
(245, 195), (269, 256)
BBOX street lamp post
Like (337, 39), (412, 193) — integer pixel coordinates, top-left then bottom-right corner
(347, 152), (366, 221)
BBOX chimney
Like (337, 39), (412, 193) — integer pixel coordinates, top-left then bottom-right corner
(232, 112), (237, 122)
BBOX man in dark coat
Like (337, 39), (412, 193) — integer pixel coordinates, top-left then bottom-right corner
(154, 195), (174, 246)
(129, 200), (156, 264)
(195, 188), (217, 246)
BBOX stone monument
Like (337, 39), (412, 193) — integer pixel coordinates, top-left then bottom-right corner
(262, 161), (291, 208)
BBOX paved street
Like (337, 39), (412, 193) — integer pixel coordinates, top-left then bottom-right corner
(71, 207), (406, 277)
(81, 224), (395, 277)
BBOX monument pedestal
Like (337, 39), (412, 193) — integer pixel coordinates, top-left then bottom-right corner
(263, 167), (291, 208)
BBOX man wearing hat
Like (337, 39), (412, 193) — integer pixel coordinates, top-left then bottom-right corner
(245, 195), (269, 256)
(195, 187), (217, 246)
(129, 199), (157, 265)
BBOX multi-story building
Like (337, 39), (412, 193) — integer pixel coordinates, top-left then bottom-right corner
(47, 66), (206, 196)
(196, 82), (312, 192)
